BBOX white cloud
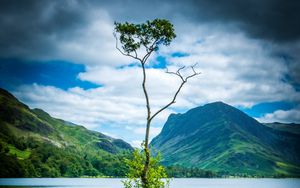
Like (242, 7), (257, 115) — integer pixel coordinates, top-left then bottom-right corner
(56, 10), (132, 67)
(158, 23), (300, 107)
(79, 66), (187, 103)
(12, 19), (300, 145)
(257, 106), (300, 123)
(132, 127), (162, 136)
(13, 82), (173, 144)
(130, 140), (143, 149)
(14, 84), (145, 129)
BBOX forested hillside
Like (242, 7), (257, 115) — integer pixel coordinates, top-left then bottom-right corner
(0, 88), (133, 177)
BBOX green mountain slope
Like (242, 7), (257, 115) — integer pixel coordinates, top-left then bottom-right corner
(0, 88), (133, 177)
(151, 102), (300, 177)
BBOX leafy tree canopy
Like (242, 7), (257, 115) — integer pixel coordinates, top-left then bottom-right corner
(114, 19), (176, 55)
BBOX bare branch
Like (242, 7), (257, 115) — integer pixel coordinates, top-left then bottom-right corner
(191, 63), (198, 74)
(142, 51), (152, 64)
(165, 68), (178, 77)
(113, 32), (142, 62)
(114, 33), (158, 65)
(140, 38), (159, 63)
(149, 81), (185, 122)
(185, 63), (201, 81)
(150, 38), (159, 50)
(133, 50), (138, 59)
(176, 66), (185, 75)
(142, 42), (150, 53)
(166, 66), (185, 82)
(150, 64), (200, 121)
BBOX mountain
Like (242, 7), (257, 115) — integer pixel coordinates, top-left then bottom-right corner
(0, 88), (133, 177)
(151, 102), (300, 177)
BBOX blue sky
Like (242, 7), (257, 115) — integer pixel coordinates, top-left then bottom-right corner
(1, 0), (299, 147)
(0, 59), (99, 90)
(238, 102), (296, 118)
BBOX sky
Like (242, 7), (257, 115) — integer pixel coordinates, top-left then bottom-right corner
(0, 0), (300, 147)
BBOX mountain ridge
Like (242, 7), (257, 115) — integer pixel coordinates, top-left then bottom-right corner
(151, 102), (300, 177)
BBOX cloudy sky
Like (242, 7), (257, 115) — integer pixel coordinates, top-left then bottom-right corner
(1, 0), (299, 147)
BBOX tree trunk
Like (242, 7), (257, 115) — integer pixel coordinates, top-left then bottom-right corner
(141, 120), (151, 188)
(140, 61), (152, 188)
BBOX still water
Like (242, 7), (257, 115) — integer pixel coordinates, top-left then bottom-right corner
(0, 178), (300, 188)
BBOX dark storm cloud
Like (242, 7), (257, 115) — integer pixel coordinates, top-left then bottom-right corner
(183, 0), (300, 42)
(0, 0), (88, 58)
(0, 0), (299, 59)
(93, 0), (300, 87)
(94, 0), (300, 42)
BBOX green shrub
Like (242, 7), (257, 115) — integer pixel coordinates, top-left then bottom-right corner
(122, 150), (169, 188)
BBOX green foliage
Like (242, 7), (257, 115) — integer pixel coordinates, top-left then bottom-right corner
(7, 145), (31, 159)
(114, 19), (176, 54)
(122, 150), (169, 188)
(0, 138), (132, 177)
(165, 166), (218, 178)
(0, 153), (26, 177)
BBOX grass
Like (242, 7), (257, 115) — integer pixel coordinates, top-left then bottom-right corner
(8, 145), (31, 160)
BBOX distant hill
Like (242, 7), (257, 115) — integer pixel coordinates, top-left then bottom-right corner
(151, 102), (300, 177)
(263, 122), (300, 135)
(0, 88), (133, 177)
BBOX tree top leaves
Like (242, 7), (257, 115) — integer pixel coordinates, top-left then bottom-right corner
(114, 19), (176, 54)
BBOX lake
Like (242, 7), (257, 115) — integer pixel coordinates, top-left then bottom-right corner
(0, 178), (300, 188)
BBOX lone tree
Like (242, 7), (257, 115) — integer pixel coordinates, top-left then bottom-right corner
(114, 19), (200, 188)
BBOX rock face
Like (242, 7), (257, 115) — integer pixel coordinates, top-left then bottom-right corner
(151, 102), (300, 176)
